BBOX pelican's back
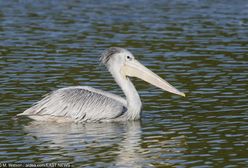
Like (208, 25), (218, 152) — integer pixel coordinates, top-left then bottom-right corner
(18, 86), (127, 122)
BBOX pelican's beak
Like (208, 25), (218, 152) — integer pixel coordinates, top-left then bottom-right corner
(122, 59), (185, 97)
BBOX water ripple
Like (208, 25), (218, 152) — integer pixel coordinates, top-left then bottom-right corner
(1, 0), (248, 167)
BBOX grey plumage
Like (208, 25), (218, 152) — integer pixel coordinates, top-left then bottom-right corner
(19, 86), (127, 122)
(100, 47), (124, 64)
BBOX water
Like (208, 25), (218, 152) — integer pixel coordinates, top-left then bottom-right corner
(1, 0), (248, 167)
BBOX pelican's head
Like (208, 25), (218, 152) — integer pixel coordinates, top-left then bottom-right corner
(100, 47), (185, 97)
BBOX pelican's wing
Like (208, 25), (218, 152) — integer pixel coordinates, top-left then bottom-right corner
(18, 86), (127, 122)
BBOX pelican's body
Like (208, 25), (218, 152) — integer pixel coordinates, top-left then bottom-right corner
(18, 47), (185, 122)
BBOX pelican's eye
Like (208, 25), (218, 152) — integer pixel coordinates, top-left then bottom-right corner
(126, 55), (132, 60)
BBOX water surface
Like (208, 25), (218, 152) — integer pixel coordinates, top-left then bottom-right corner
(1, 0), (248, 167)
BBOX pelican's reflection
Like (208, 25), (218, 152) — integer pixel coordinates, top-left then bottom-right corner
(23, 121), (144, 166)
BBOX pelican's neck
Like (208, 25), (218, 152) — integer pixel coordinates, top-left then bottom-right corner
(110, 69), (142, 120)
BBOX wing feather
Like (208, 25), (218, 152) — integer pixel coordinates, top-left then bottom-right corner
(19, 86), (127, 122)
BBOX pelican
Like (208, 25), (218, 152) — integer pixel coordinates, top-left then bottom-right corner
(18, 47), (185, 122)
